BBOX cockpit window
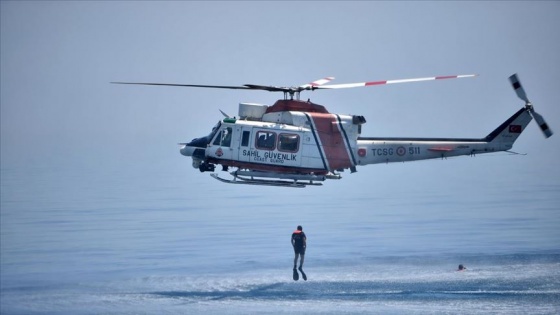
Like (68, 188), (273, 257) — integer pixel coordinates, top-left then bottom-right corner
(212, 126), (232, 147)
(255, 131), (276, 150)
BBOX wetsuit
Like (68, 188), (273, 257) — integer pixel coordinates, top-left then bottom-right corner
(291, 230), (306, 255)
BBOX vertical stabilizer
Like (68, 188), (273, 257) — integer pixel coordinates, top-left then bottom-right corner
(485, 107), (532, 150)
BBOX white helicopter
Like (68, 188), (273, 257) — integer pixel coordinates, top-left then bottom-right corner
(114, 73), (552, 187)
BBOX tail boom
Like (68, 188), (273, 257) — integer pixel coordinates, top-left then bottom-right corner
(355, 107), (533, 166)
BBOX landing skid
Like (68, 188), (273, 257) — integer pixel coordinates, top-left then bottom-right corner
(210, 173), (322, 188)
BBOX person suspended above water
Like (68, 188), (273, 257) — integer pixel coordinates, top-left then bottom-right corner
(291, 225), (307, 281)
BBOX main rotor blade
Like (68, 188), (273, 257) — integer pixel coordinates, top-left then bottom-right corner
(530, 110), (553, 138)
(111, 82), (252, 90)
(112, 73), (475, 94)
(314, 74), (477, 90)
(300, 76), (335, 89)
(111, 82), (297, 93)
(243, 84), (291, 92)
(508, 73), (529, 103)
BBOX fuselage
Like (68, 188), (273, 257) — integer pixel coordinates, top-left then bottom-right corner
(181, 99), (533, 177)
(181, 99), (364, 174)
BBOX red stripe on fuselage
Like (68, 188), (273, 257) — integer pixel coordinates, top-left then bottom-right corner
(309, 113), (353, 171)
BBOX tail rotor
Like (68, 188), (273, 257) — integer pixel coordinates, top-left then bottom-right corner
(509, 73), (553, 138)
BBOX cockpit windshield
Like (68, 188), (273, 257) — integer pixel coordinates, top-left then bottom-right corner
(186, 121), (222, 148)
(207, 121), (221, 141)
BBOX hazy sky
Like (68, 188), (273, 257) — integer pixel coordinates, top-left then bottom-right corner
(2, 1), (559, 185)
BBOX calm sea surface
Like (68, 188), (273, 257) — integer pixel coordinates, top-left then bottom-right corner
(1, 155), (559, 314)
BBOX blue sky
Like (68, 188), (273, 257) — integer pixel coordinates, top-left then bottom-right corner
(2, 1), (559, 188)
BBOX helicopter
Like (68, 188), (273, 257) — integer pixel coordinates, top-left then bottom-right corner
(113, 73), (552, 187)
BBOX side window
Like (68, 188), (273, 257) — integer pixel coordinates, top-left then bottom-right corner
(241, 131), (250, 147)
(255, 131), (276, 150)
(278, 134), (299, 152)
(212, 127), (232, 147)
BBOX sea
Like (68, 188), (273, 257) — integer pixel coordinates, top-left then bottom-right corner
(1, 151), (559, 314)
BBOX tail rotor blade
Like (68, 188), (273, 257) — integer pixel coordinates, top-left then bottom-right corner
(509, 73), (529, 103)
(530, 110), (553, 138)
(509, 73), (553, 138)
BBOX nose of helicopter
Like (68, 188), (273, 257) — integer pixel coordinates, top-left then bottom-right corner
(179, 144), (195, 156)
(180, 136), (210, 157)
